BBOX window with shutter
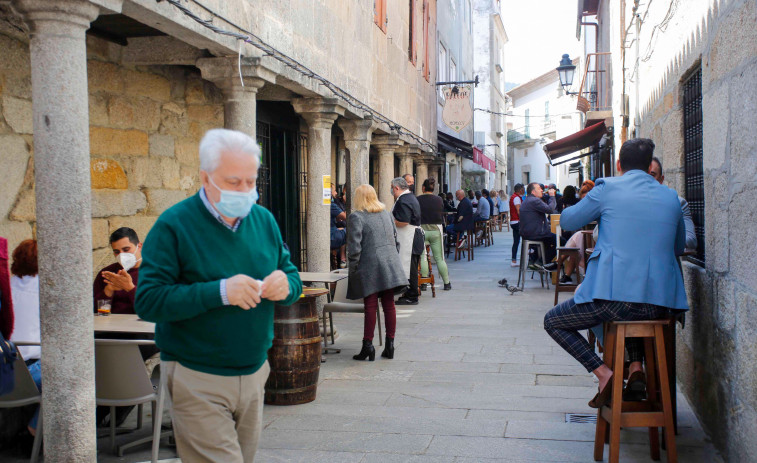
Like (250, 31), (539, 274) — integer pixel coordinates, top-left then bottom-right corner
(423, 0), (430, 81)
(374, 0), (387, 33)
(409, 0), (417, 65)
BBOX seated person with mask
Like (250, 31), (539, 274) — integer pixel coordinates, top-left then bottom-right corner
(93, 227), (156, 428)
(93, 227), (142, 314)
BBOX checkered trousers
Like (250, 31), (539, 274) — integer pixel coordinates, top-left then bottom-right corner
(544, 298), (670, 372)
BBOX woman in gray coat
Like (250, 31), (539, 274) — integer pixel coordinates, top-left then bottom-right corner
(347, 184), (407, 361)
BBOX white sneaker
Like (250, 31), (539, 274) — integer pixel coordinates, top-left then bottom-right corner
(510, 261), (519, 267)
(476, 230), (484, 239)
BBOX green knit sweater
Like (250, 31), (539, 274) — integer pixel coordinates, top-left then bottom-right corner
(135, 193), (302, 376)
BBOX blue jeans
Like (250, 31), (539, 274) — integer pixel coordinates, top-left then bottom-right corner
(27, 360), (41, 430)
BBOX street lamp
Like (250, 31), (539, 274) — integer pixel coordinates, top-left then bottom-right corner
(556, 54), (576, 94)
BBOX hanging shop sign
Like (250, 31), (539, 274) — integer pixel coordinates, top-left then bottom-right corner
(442, 85), (473, 133)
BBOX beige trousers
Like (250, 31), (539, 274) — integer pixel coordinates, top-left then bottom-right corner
(163, 360), (270, 463)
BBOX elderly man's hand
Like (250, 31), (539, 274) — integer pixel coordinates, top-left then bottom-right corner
(226, 274), (262, 310)
(260, 270), (291, 301)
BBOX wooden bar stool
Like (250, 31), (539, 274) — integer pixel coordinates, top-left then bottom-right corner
(553, 247), (581, 304)
(454, 229), (474, 261)
(486, 218), (494, 245)
(418, 244), (436, 297)
(594, 319), (677, 463)
(501, 211), (510, 232)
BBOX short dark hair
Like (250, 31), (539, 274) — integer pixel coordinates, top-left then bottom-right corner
(619, 138), (655, 172)
(422, 177), (436, 192)
(513, 183), (524, 194)
(475, 190), (482, 198)
(482, 189), (489, 197)
(526, 182), (540, 195)
(109, 227), (140, 246)
(651, 156), (663, 171)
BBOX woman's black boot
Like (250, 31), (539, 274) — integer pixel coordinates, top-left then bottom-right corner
(353, 339), (375, 361)
(381, 337), (395, 359)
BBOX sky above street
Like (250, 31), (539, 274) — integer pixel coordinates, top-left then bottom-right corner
(502, 0), (583, 86)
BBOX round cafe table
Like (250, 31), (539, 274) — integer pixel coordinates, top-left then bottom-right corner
(264, 287), (329, 405)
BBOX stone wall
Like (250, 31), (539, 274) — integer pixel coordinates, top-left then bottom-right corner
(636, 0), (757, 460)
(0, 30), (222, 276)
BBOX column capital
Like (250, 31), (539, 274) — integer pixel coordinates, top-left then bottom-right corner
(338, 116), (377, 142)
(197, 56), (272, 98)
(292, 98), (345, 129)
(373, 134), (404, 151)
(15, 0), (119, 31)
(399, 144), (423, 157)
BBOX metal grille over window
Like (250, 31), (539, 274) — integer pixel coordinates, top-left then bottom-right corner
(682, 68), (705, 265)
(256, 121), (271, 210)
(298, 133), (309, 271)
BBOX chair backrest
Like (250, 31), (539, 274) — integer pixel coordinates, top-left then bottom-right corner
(95, 340), (155, 404)
(0, 350), (41, 407)
(330, 269), (351, 303)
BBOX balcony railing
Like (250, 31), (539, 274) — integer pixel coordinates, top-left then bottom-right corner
(507, 126), (536, 145)
(576, 52), (612, 114)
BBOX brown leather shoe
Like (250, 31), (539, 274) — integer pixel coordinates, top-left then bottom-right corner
(589, 374), (613, 409)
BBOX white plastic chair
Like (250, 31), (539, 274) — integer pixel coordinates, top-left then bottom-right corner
(323, 269), (383, 347)
(0, 341), (42, 463)
(94, 339), (169, 462)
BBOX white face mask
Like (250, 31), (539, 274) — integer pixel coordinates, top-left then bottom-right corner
(118, 252), (141, 272)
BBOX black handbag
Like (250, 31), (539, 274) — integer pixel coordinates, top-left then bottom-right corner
(0, 333), (17, 396)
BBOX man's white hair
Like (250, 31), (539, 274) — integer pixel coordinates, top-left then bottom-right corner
(199, 128), (261, 173)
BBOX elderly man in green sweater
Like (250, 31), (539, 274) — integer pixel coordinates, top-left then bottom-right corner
(136, 128), (302, 462)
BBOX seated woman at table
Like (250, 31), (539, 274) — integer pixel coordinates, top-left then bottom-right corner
(557, 183), (597, 283)
(346, 184), (407, 361)
(9, 240), (42, 437)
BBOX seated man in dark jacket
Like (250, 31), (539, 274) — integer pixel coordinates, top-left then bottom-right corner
(519, 183), (565, 270)
(446, 189), (473, 248)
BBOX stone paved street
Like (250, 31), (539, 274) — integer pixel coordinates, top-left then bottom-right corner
(251, 229), (723, 463)
(3, 229), (722, 463)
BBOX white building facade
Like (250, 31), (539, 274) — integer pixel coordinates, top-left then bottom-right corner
(471, 0), (508, 191)
(506, 66), (584, 190)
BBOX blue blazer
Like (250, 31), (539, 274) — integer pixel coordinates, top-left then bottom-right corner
(561, 170), (688, 310)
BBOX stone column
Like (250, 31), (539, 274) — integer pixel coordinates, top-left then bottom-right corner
(292, 99), (344, 274)
(197, 56), (276, 138)
(373, 134), (403, 207)
(398, 144), (421, 182)
(15, 0), (114, 460)
(416, 158), (429, 185)
(338, 116), (375, 212)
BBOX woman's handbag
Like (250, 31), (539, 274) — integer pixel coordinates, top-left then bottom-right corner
(0, 333), (17, 395)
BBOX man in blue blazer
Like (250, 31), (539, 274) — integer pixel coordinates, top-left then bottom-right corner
(543, 138), (688, 408)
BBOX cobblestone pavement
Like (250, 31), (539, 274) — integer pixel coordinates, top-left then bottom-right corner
(2, 228), (722, 462)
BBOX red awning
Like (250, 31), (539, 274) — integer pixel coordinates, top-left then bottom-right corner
(543, 121), (607, 161)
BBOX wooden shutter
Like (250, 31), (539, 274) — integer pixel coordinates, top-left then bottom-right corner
(374, 0), (387, 33)
(409, 0), (417, 65)
(422, 0), (430, 81)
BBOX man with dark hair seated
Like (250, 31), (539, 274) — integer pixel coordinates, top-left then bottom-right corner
(519, 183), (563, 271)
(543, 138), (689, 409)
(93, 227), (143, 314)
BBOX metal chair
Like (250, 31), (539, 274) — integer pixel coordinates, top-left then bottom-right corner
(95, 339), (170, 462)
(0, 342), (43, 463)
(322, 269), (382, 347)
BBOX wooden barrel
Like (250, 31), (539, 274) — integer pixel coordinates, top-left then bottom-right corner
(265, 289), (326, 405)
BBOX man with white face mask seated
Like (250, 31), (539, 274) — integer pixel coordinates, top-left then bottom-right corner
(93, 227), (143, 314)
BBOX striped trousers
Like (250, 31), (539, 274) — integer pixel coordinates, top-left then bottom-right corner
(544, 298), (670, 372)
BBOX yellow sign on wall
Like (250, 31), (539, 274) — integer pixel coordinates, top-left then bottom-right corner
(322, 175), (331, 205)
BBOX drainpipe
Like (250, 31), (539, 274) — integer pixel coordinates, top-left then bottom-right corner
(633, 4), (641, 137)
(581, 21), (599, 54)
